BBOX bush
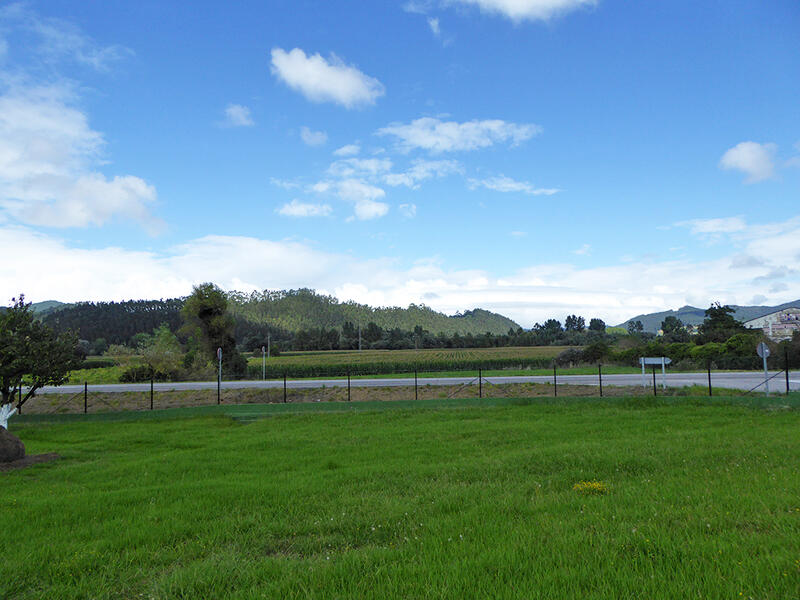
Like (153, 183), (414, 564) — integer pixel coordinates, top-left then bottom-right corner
(119, 364), (174, 382)
(79, 358), (117, 370)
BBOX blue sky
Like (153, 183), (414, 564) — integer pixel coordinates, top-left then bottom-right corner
(0, 0), (798, 326)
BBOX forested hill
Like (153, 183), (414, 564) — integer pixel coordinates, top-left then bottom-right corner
(618, 299), (800, 333)
(226, 289), (519, 336)
(40, 289), (520, 345)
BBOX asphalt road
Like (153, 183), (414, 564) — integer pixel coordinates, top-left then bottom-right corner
(37, 371), (800, 395)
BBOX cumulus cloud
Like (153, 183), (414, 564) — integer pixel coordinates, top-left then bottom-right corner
(428, 17), (441, 35)
(300, 126), (328, 146)
(312, 178), (389, 221)
(3, 214), (800, 325)
(276, 199), (332, 217)
(333, 144), (360, 157)
(0, 83), (160, 230)
(222, 104), (254, 127)
(377, 117), (540, 153)
(270, 47), (385, 109)
(468, 175), (559, 195)
(450, 0), (597, 22)
(384, 159), (462, 188)
(719, 141), (777, 183)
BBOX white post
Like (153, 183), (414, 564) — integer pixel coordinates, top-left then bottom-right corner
(640, 358), (646, 388)
(763, 353), (770, 397)
(0, 404), (17, 430)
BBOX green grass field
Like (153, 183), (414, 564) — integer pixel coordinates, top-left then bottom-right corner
(3, 395), (799, 598)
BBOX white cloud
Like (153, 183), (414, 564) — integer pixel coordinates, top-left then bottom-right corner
(0, 3), (132, 71)
(377, 117), (540, 153)
(312, 178), (389, 221)
(276, 199), (332, 218)
(327, 158), (393, 178)
(719, 141), (776, 183)
(428, 17), (441, 35)
(222, 104), (254, 127)
(4, 214), (800, 326)
(333, 144), (360, 157)
(468, 175), (559, 195)
(450, 0), (596, 22)
(384, 159), (462, 187)
(403, 1), (433, 14)
(270, 47), (385, 109)
(573, 244), (591, 255)
(399, 203), (417, 218)
(0, 83), (160, 230)
(677, 216), (747, 238)
(300, 126), (328, 146)
(353, 199), (390, 220)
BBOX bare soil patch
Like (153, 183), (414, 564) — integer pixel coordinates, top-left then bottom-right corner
(0, 453), (61, 472)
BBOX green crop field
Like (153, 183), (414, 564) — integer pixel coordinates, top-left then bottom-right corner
(3, 394), (799, 599)
(247, 345), (572, 378)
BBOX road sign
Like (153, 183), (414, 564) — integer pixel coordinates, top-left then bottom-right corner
(756, 342), (770, 359)
(639, 357), (672, 365)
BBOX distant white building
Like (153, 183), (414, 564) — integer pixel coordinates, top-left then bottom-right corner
(744, 308), (800, 341)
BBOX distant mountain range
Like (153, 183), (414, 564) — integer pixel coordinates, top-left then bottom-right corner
(617, 299), (800, 333)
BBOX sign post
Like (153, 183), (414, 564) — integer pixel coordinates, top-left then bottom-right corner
(640, 357), (672, 392)
(756, 342), (770, 397)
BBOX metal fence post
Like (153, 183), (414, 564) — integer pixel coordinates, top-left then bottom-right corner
(84, 381), (88, 413)
(598, 364), (603, 397)
(414, 368), (418, 401)
(553, 364), (557, 397)
(479, 368), (482, 398)
(150, 377), (154, 410)
(652, 366), (657, 396)
(786, 347), (790, 395)
(707, 363), (712, 397)
(347, 370), (351, 402)
(283, 373), (287, 403)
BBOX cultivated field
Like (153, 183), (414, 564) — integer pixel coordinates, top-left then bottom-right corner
(246, 346), (572, 377)
(67, 346), (574, 384)
(3, 395), (800, 598)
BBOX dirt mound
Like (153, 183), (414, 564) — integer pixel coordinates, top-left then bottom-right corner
(0, 453), (60, 472)
(0, 427), (25, 462)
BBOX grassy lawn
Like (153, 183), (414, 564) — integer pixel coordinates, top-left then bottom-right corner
(3, 396), (800, 598)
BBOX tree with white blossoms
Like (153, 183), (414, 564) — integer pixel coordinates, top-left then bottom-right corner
(0, 296), (81, 429)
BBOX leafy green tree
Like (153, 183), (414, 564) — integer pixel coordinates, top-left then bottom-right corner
(660, 315), (690, 342)
(698, 302), (746, 343)
(142, 324), (184, 377)
(588, 318), (606, 332)
(1, 296), (81, 427)
(627, 320), (644, 335)
(180, 283), (246, 377)
(564, 315), (585, 332)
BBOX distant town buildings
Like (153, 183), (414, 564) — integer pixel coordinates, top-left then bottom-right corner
(744, 308), (800, 341)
